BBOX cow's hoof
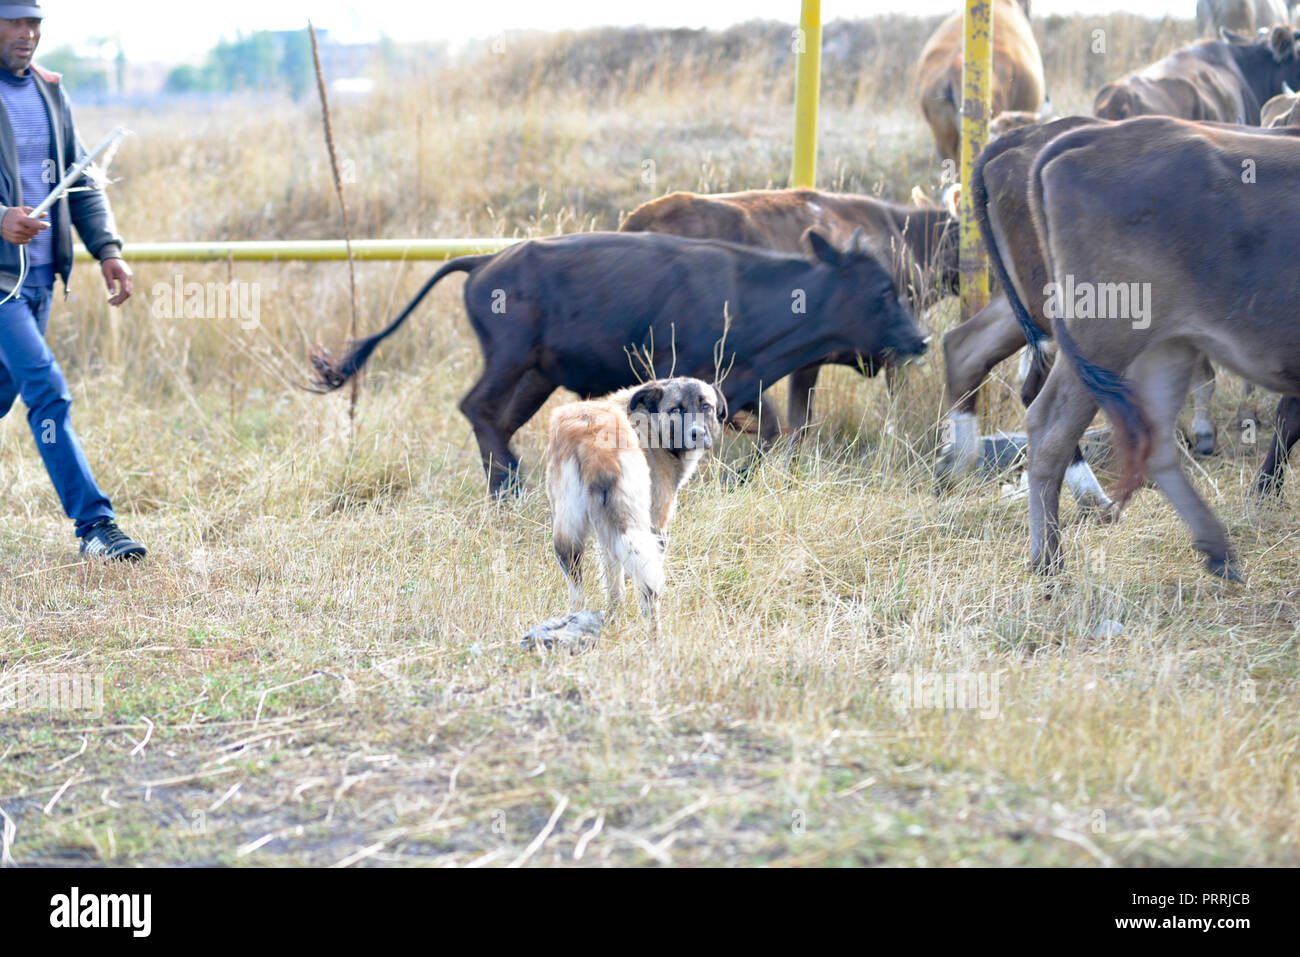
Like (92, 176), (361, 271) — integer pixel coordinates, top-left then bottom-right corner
(724, 458), (761, 489)
(1204, 553), (1244, 584)
(1030, 555), (1064, 577)
(933, 449), (969, 493)
(1078, 497), (1120, 525)
(1254, 476), (1284, 499)
(489, 475), (525, 501)
(1193, 429), (1217, 457)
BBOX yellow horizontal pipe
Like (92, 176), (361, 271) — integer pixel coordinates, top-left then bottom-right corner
(73, 238), (521, 263)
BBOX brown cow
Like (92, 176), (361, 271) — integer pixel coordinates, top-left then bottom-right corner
(939, 116), (1116, 514)
(916, 0), (1045, 164)
(620, 188), (957, 440)
(962, 115), (1299, 503)
(1094, 26), (1300, 123)
(989, 116), (1300, 580)
(943, 30), (1300, 485)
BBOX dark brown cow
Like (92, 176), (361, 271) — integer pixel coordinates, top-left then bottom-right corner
(916, 0), (1045, 164)
(311, 230), (927, 496)
(989, 117), (1300, 579)
(1094, 26), (1300, 123)
(620, 188), (957, 440)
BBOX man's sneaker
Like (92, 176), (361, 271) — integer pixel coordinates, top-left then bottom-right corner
(80, 521), (147, 562)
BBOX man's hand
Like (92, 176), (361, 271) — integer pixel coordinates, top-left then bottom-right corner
(1, 206), (49, 245)
(101, 257), (132, 306)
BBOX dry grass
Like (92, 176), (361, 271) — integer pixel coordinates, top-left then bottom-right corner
(0, 15), (1296, 867)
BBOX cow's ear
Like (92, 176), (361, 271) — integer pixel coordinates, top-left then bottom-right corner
(1219, 27), (1243, 45)
(628, 382), (664, 415)
(1269, 24), (1296, 62)
(803, 227), (843, 268)
(710, 384), (729, 424)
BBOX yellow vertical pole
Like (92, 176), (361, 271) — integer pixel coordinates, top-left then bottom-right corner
(959, 0), (992, 323)
(791, 0), (822, 188)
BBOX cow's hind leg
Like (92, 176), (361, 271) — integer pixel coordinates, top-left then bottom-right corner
(1255, 395), (1300, 496)
(1020, 344), (1116, 521)
(1025, 361), (1100, 575)
(460, 354), (537, 497)
(1132, 344), (1239, 581)
(495, 370), (555, 434)
(1188, 355), (1217, 457)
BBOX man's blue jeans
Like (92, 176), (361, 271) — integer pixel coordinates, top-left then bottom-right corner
(0, 283), (114, 537)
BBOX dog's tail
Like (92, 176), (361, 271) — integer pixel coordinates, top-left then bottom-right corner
(308, 254), (493, 391)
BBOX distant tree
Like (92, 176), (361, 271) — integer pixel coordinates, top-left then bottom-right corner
(37, 45), (109, 96)
(209, 32), (279, 92)
(164, 63), (211, 94)
(280, 29), (313, 101)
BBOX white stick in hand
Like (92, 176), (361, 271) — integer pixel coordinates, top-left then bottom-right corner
(29, 126), (130, 220)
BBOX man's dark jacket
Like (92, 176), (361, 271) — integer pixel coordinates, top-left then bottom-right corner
(0, 63), (123, 296)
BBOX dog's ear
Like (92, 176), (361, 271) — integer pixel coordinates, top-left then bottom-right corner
(710, 384), (729, 423)
(628, 382), (665, 415)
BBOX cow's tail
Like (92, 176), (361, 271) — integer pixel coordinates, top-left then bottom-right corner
(1029, 133), (1153, 509)
(970, 130), (1048, 361)
(309, 255), (492, 392)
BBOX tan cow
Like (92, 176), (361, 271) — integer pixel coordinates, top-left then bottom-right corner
(987, 117), (1300, 580)
(916, 0), (1045, 164)
(1197, 0), (1289, 35)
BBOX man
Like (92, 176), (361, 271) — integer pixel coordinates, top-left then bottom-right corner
(0, 1), (144, 560)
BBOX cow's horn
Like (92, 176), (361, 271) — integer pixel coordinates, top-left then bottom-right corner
(1286, 82), (1296, 96)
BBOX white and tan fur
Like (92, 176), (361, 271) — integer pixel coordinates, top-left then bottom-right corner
(545, 377), (726, 630)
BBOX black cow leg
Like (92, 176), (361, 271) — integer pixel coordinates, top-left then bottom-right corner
(1255, 395), (1300, 497)
(785, 364), (820, 455)
(728, 394), (782, 486)
(461, 358), (535, 497)
(496, 369), (557, 438)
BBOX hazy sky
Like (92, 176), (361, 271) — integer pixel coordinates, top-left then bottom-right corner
(37, 1), (1192, 62)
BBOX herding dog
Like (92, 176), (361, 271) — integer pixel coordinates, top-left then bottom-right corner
(546, 377), (726, 630)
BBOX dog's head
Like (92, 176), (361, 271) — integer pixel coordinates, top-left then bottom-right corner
(627, 377), (726, 456)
